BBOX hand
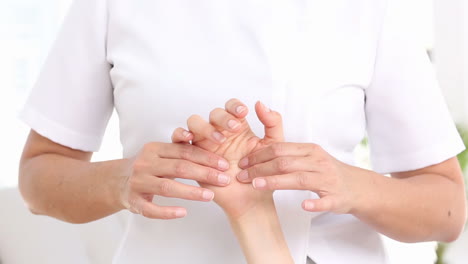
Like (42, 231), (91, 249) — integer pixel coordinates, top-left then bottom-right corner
(237, 142), (359, 214)
(119, 142), (232, 219)
(172, 99), (284, 219)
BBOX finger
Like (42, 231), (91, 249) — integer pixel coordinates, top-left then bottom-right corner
(138, 177), (216, 202)
(156, 143), (229, 171)
(237, 156), (316, 183)
(171, 127), (193, 143)
(251, 172), (320, 191)
(255, 101), (284, 142)
(209, 108), (243, 132)
(302, 197), (334, 212)
(239, 142), (321, 169)
(130, 196), (187, 219)
(153, 159), (231, 186)
(187, 114), (226, 144)
(225, 98), (249, 118)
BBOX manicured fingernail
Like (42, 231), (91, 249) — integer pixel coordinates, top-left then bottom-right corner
(228, 119), (240, 130)
(236, 105), (246, 114)
(260, 101), (271, 112)
(218, 159), (229, 170)
(304, 201), (315, 211)
(218, 174), (231, 184)
(182, 130), (191, 138)
(253, 178), (266, 189)
(175, 209), (187, 218)
(212, 132), (226, 143)
(237, 171), (249, 181)
(239, 158), (249, 168)
(202, 190), (215, 201)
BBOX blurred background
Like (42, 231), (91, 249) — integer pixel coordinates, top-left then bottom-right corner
(0, 0), (466, 263)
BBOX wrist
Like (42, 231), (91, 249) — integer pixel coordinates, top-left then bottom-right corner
(346, 164), (381, 217)
(100, 158), (132, 212)
(228, 197), (293, 264)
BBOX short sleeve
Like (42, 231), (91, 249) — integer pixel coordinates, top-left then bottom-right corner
(365, 0), (465, 174)
(19, 0), (113, 152)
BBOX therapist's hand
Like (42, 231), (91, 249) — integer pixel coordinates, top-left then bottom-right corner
(119, 142), (232, 219)
(172, 98), (284, 219)
(237, 143), (358, 214)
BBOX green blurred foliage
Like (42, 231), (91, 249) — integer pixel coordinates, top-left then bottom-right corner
(456, 125), (468, 174)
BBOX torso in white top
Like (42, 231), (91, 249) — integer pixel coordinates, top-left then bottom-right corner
(20, 0), (464, 263)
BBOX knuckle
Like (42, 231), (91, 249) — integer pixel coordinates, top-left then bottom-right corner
(247, 155), (256, 167)
(174, 160), (190, 177)
(179, 145), (194, 160)
(275, 157), (289, 173)
(296, 172), (311, 188)
(132, 160), (148, 173)
(190, 188), (203, 200)
(159, 209), (173, 220)
(308, 143), (323, 154)
(142, 142), (157, 153)
(249, 166), (258, 179)
(271, 142), (284, 156)
(206, 153), (218, 167)
(269, 176), (279, 189)
(157, 179), (173, 196)
(316, 156), (329, 166)
(205, 169), (218, 183)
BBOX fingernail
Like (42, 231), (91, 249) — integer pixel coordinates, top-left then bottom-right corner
(239, 158), (249, 168)
(182, 130), (191, 138)
(253, 178), (267, 189)
(237, 171), (249, 181)
(175, 209), (187, 218)
(228, 120), (240, 130)
(202, 190), (215, 201)
(212, 132), (226, 143)
(260, 101), (271, 112)
(218, 159), (229, 170)
(218, 174), (231, 184)
(236, 105), (246, 114)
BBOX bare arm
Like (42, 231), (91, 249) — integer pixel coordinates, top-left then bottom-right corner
(238, 143), (467, 243)
(19, 130), (231, 223)
(19, 130), (125, 223)
(352, 157), (467, 242)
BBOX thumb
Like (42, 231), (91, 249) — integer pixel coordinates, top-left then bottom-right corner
(255, 101), (284, 142)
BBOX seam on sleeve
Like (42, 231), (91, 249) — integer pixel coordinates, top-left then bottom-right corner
(18, 105), (102, 152)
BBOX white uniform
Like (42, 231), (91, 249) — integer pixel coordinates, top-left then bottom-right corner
(20, 0), (465, 263)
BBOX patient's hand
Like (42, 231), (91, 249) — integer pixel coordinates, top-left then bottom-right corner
(172, 99), (284, 219)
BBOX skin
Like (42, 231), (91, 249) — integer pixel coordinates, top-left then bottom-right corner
(235, 124), (467, 243)
(171, 98), (293, 263)
(19, 129), (234, 223)
(18, 95), (466, 262)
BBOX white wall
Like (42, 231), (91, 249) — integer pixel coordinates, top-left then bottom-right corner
(434, 0), (468, 125)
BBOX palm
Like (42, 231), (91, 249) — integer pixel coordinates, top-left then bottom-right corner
(193, 118), (274, 219)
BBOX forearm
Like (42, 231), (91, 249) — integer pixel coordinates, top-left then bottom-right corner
(19, 154), (128, 223)
(228, 198), (293, 264)
(351, 166), (467, 242)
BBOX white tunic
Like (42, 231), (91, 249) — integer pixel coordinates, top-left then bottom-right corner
(20, 0), (465, 263)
